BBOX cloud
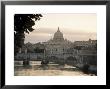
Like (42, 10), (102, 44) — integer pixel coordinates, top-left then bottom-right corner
(27, 27), (96, 37)
(30, 27), (56, 35)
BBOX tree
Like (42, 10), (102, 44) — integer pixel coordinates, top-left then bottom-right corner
(14, 14), (42, 55)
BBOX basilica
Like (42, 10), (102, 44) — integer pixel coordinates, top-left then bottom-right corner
(43, 27), (76, 60)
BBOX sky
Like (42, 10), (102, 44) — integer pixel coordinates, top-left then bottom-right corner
(24, 13), (97, 43)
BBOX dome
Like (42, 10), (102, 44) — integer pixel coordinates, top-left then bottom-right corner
(53, 27), (64, 41)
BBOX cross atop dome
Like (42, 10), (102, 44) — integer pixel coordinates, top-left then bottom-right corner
(57, 27), (60, 32)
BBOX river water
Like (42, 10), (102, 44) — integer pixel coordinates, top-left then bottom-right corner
(14, 61), (91, 76)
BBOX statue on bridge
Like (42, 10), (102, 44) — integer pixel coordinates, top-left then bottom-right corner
(41, 59), (49, 65)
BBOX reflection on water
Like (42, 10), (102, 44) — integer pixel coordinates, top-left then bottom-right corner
(14, 61), (91, 76)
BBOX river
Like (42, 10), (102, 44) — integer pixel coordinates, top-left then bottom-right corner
(14, 61), (92, 76)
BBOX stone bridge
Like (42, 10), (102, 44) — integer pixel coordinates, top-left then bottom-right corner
(15, 49), (97, 67)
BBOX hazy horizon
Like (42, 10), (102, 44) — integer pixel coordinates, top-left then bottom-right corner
(24, 13), (97, 43)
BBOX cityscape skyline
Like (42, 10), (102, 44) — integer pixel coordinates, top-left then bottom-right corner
(24, 13), (97, 43)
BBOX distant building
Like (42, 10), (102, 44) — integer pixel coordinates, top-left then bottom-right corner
(74, 39), (97, 49)
(74, 39), (97, 66)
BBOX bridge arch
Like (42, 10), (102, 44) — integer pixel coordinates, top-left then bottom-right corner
(65, 56), (77, 65)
